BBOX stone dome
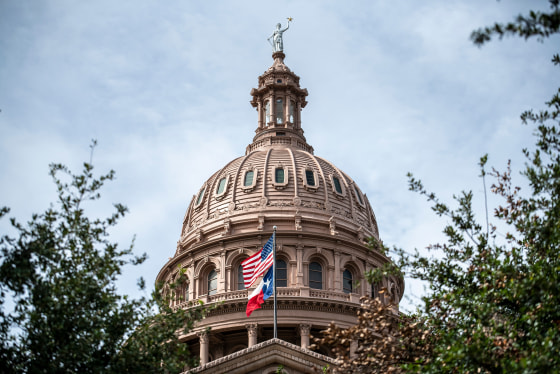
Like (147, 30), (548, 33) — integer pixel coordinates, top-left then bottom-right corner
(156, 51), (403, 367)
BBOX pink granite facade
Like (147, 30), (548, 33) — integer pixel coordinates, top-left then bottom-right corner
(156, 51), (404, 371)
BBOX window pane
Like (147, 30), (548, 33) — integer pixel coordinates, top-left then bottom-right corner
(237, 264), (245, 290)
(305, 170), (315, 186)
(371, 282), (380, 298)
(244, 170), (254, 187)
(309, 261), (322, 289)
(265, 100), (271, 123)
(196, 187), (205, 205)
(333, 176), (342, 194)
(208, 269), (218, 295)
(275, 168), (285, 183)
(217, 178), (227, 195)
(343, 269), (353, 294)
(185, 283), (189, 301)
(276, 259), (287, 287)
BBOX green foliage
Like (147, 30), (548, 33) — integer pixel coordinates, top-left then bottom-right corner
(0, 142), (204, 373)
(321, 2), (560, 373)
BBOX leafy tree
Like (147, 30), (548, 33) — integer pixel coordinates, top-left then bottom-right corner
(0, 141), (205, 374)
(317, 2), (560, 373)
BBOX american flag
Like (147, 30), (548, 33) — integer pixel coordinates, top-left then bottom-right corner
(242, 234), (274, 288)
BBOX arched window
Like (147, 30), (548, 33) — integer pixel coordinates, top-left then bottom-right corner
(371, 282), (380, 299)
(244, 170), (254, 187)
(276, 259), (287, 287)
(208, 269), (218, 295)
(276, 98), (284, 124)
(309, 262), (322, 289)
(216, 177), (227, 195)
(237, 264), (245, 290)
(275, 168), (285, 183)
(184, 282), (189, 301)
(305, 170), (315, 186)
(343, 269), (353, 294)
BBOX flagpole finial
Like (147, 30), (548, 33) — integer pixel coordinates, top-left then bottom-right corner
(273, 226), (277, 230)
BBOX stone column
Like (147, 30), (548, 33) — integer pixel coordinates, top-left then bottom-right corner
(246, 323), (258, 347)
(296, 244), (304, 286)
(334, 251), (341, 291)
(198, 331), (209, 365)
(257, 101), (263, 129)
(299, 323), (311, 349)
(350, 339), (358, 359)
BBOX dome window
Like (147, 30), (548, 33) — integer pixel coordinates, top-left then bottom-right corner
(354, 185), (365, 207)
(272, 165), (289, 189)
(343, 269), (353, 294)
(208, 269), (218, 296)
(242, 168), (258, 192)
(276, 259), (287, 287)
(276, 98), (284, 124)
(303, 168), (319, 191)
(195, 186), (206, 208)
(244, 170), (254, 187)
(309, 262), (323, 290)
(215, 176), (229, 199)
(333, 177), (342, 193)
(275, 168), (285, 183)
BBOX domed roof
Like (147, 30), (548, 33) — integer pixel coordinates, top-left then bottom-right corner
(178, 53), (379, 252)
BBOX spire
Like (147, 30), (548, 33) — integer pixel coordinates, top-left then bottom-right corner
(247, 51), (311, 155)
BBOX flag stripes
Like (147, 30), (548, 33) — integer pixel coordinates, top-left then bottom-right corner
(242, 234), (274, 288)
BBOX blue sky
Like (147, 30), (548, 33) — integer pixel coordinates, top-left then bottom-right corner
(0, 1), (557, 311)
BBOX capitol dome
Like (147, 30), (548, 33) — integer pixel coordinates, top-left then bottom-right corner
(156, 51), (403, 372)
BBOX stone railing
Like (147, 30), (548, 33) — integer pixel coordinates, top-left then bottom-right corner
(177, 288), (358, 310)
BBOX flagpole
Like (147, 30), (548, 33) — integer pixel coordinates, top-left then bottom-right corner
(273, 225), (277, 339)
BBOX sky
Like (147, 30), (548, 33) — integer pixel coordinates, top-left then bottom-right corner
(0, 0), (557, 312)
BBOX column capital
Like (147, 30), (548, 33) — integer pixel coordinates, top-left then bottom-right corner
(246, 323), (258, 337)
(197, 330), (209, 343)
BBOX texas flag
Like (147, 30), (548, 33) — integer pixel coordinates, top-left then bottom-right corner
(246, 267), (273, 317)
(242, 234), (274, 288)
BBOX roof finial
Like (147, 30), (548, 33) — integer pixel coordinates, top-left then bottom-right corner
(267, 18), (292, 53)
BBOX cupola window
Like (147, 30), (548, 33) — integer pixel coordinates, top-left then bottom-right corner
(305, 170), (315, 186)
(333, 176), (343, 194)
(276, 98), (284, 124)
(276, 259), (287, 287)
(208, 269), (218, 296)
(275, 168), (285, 184)
(244, 170), (254, 187)
(216, 177), (227, 195)
(265, 100), (271, 124)
(289, 100), (295, 123)
(343, 269), (353, 294)
(309, 262), (322, 289)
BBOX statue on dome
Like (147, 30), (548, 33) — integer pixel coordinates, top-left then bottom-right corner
(268, 18), (292, 52)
